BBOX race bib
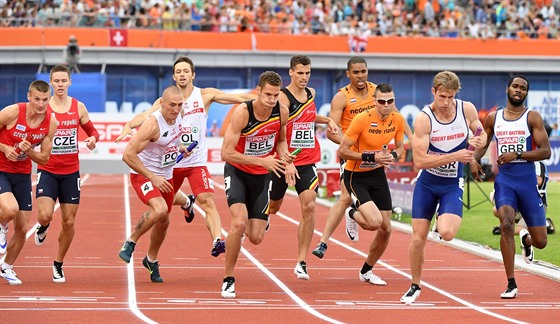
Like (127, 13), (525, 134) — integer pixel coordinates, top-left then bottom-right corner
(290, 122), (315, 148)
(161, 146), (180, 167)
(425, 151), (459, 178)
(52, 129), (78, 154)
(496, 135), (527, 162)
(180, 124), (201, 146)
(244, 134), (276, 156)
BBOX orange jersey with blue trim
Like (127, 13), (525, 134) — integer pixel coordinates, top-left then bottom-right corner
(339, 81), (377, 133)
(283, 87), (320, 166)
(231, 100), (282, 175)
(344, 109), (405, 172)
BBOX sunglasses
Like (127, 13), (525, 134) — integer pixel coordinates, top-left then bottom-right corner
(375, 97), (395, 105)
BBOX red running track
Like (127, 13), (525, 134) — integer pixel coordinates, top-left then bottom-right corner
(1, 174), (558, 323)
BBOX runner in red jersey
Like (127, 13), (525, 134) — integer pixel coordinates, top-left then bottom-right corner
(220, 71), (294, 298)
(0, 80), (57, 285)
(34, 65), (100, 284)
(268, 56), (338, 280)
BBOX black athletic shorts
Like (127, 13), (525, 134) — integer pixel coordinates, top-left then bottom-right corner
(270, 164), (318, 200)
(224, 163), (271, 221)
(343, 167), (392, 211)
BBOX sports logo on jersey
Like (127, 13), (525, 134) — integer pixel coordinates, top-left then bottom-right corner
(162, 131), (169, 137)
(16, 124), (26, 131)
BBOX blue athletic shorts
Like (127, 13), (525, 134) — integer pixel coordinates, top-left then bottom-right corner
(0, 171), (32, 211)
(36, 170), (81, 204)
(411, 178), (464, 220)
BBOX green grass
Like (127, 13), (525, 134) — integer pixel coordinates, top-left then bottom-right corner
(396, 181), (560, 266)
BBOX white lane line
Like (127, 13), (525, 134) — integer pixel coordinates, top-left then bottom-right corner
(275, 191), (527, 324)
(208, 183), (343, 324)
(122, 174), (157, 324)
(1, 174), (90, 264)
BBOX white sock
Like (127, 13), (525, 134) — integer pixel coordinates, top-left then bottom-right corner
(1, 263), (12, 271)
(146, 255), (157, 263)
(181, 193), (191, 209)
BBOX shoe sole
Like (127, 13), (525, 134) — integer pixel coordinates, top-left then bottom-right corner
(53, 278), (66, 283)
(118, 252), (131, 263)
(221, 292), (236, 298)
(294, 270), (310, 280)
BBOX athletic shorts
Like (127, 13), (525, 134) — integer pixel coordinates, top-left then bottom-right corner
(0, 171), (32, 211)
(343, 167), (392, 211)
(223, 162), (270, 221)
(130, 173), (174, 213)
(36, 170), (81, 204)
(173, 166), (214, 196)
(494, 173), (546, 227)
(270, 164), (318, 200)
(412, 178), (464, 220)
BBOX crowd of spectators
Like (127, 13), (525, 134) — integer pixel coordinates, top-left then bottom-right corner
(1, 0), (558, 40)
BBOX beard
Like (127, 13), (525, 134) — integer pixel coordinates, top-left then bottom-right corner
(508, 93), (526, 106)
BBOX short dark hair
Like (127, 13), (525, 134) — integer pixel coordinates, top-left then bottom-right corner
(508, 75), (530, 91)
(258, 71), (282, 88)
(29, 80), (50, 93)
(173, 56), (195, 73)
(347, 56), (367, 70)
(50, 64), (71, 79)
(290, 55), (311, 69)
(374, 83), (393, 96)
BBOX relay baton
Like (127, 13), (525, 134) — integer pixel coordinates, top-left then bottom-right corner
(176, 141), (198, 163)
(467, 127), (483, 151)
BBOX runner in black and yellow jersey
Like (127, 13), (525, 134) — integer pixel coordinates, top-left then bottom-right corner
(338, 83), (406, 286)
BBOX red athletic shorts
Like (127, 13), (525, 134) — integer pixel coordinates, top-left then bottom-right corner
(172, 166), (214, 196)
(130, 173), (174, 213)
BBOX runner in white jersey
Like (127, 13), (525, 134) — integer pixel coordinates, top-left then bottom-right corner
(115, 56), (255, 257)
(471, 75), (550, 299)
(401, 71), (485, 304)
(118, 86), (190, 283)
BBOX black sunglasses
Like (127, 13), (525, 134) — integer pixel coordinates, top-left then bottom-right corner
(375, 97), (395, 105)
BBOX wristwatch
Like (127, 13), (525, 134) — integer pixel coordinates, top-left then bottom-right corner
(516, 151), (523, 160)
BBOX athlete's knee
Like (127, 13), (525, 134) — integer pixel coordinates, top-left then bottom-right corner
(500, 222), (515, 237)
(2, 205), (18, 219)
(438, 228), (456, 241)
(248, 231), (265, 245)
(198, 194), (217, 211)
(532, 236), (547, 249)
(268, 200), (282, 214)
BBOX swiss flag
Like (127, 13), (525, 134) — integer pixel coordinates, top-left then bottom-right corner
(109, 29), (128, 47)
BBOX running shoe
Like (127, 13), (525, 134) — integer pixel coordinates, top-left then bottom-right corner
(0, 224), (7, 254)
(221, 276), (236, 298)
(181, 194), (196, 223)
(519, 229), (534, 264)
(142, 256), (163, 283)
(118, 240), (136, 263)
(1, 268), (22, 285)
(345, 206), (359, 242)
(359, 270), (387, 286)
(500, 286), (518, 299)
(35, 223), (50, 246)
(53, 262), (65, 283)
(294, 261), (310, 280)
(211, 238), (226, 257)
(400, 284), (421, 304)
(312, 242), (328, 259)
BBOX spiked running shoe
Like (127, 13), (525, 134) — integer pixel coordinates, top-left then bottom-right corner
(312, 241), (328, 259)
(53, 262), (65, 283)
(1, 268), (22, 285)
(519, 229), (534, 264)
(211, 238), (226, 257)
(0, 224), (7, 254)
(35, 223), (50, 246)
(345, 206), (359, 242)
(182, 194), (196, 223)
(359, 270), (387, 286)
(294, 261), (310, 280)
(118, 240), (136, 263)
(401, 284), (421, 304)
(500, 286), (518, 299)
(142, 256), (163, 283)
(221, 276), (236, 298)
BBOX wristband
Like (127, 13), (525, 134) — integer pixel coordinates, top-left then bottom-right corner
(81, 120), (100, 141)
(362, 153), (375, 162)
(390, 151), (398, 160)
